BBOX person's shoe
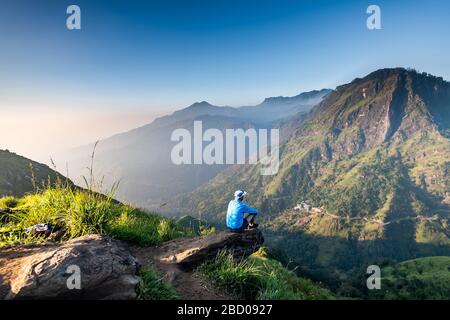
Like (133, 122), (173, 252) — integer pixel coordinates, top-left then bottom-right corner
(248, 223), (259, 229)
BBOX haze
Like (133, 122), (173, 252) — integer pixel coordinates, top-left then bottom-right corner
(0, 108), (165, 163)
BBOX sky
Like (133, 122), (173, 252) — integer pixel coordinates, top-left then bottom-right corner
(1, 0), (450, 162)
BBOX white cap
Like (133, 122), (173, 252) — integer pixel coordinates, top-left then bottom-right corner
(234, 190), (247, 199)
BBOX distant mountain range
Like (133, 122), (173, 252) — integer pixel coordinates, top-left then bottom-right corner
(172, 68), (450, 273)
(55, 89), (330, 208)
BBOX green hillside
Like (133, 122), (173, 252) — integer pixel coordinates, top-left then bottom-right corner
(0, 149), (67, 197)
(371, 256), (450, 299)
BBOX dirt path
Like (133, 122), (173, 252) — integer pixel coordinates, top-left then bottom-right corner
(131, 245), (233, 300)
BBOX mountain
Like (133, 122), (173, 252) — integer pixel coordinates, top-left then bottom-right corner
(238, 89), (332, 123)
(56, 90), (330, 209)
(173, 68), (450, 273)
(0, 149), (68, 197)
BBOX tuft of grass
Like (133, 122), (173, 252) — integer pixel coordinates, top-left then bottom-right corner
(13, 188), (117, 238)
(200, 225), (216, 236)
(0, 196), (19, 209)
(197, 248), (334, 300)
(108, 209), (191, 246)
(0, 225), (45, 246)
(198, 251), (265, 299)
(138, 264), (179, 300)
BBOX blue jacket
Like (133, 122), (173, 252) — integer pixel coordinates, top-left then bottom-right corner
(226, 199), (258, 229)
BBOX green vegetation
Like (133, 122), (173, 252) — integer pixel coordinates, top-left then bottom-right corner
(313, 151), (407, 218)
(0, 196), (19, 208)
(176, 215), (216, 236)
(0, 149), (68, 197)
(0, 184), (192, 247)
(198, 248), (334, 300)
(138, 264), (180, 300)
(370, 256), (450, 300)
(109, 209), (191, 246)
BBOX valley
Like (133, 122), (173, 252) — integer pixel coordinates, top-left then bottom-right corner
(53, 89), (330, 209)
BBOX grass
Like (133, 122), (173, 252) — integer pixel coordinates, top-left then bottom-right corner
(369, 256), (450, 300)
(0, 149), (70, 197)
(0, 196), (19, 209)
(197, 248), (334, 300)
(138, 264), (180, 300)
(109, 209), (191, 246)
(0, 184), (192, 247)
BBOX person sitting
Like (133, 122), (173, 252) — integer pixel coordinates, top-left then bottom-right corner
(226, 190), (259, 232)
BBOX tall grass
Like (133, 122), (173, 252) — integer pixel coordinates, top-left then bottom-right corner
(13, 188), (113, 236)
(0, 184), (191, 247)
(137, 263), (179, 300)
(198, 251), (265, 299)
(0, 196), (19, 209)
(0, 142), (193, 247)
(198, 248), (334, 300)
(108, 209), (191, 246)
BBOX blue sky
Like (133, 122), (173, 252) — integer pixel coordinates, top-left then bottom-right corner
(1, 0), (450, 110)
(1, 0), (450, 160)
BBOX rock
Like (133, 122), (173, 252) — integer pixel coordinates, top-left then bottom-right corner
(0, 235), (139, 300)
(154, 229), (264, 269)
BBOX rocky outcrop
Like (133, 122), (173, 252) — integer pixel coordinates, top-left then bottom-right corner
(130, 229), (264, 300)
(0, 235), (139, 300)
(0, 230), (264, 300)
(152, 229), (264, 269)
